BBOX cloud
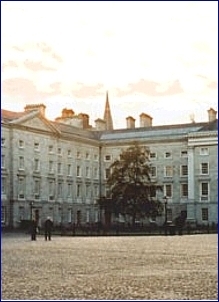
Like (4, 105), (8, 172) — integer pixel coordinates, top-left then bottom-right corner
(207, 81), (217, 89)
(2, 60), (18, 70)
(72, 83), (105, 98)
(2, 78), (59, 102)
(115, 79), (184, 97)
(36, 42), (63, 63)
(12, 45), (24, 52)
(24, 59), (56, 71)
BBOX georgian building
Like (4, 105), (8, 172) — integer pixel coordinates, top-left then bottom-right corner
(1, 96), (218, 228)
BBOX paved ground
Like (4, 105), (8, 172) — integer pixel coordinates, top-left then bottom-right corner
(1, 233), (218, 300)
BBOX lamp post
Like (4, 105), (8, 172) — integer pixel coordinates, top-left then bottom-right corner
(163, 196), (168, 235)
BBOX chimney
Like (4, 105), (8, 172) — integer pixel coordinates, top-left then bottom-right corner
(78, 113), (90, 129)
(95, 118), (106, 131)
(207, 108), (217, 122)
(24, 104), (46, 117)
(61, 108), (75, 118)
(126, 116), (135, 129)
(139, 113), (153, 127)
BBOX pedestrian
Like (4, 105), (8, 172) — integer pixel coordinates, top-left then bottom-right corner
(30, 219), (38, 241)
(44, 216), (53, 240)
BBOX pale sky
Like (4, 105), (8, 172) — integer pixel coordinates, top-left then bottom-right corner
(1, 1), (218, 129)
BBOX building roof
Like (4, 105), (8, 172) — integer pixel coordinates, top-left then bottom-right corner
(1, 109), (27, 122)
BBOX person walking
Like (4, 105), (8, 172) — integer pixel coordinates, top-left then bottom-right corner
(44, 217), (53, 241)
(30, 219), (38, 241)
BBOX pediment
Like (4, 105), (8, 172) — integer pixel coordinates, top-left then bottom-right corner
(22, 116), (55, 132)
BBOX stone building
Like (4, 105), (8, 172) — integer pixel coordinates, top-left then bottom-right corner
(1, 96), (218, 228)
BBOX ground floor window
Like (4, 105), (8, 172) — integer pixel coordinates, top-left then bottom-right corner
(202, 208), (209, 221)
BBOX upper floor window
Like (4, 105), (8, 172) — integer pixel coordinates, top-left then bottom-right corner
(201, 163), (209, 175)
(85, 153), (90, 160)
(34, 179), (40, 199)
(67, 183), (72, 197)
(105, 168), (110, 179)
(1, 155), (5, 168)
(200, 182), (209, 201)
(49, 161), (54, 173)
(105, 155), (111, 161)
(57, 147), (62, 155)
(34, 159), (40, 171)
(94, 154), (98, 161)
(181, 165), (188, 176)
(165, 166), (173, 177)
(77, 151), (81, 159)
(149, 152), (157, 159)
(165, 152), (172, 159)
(67, 150), (72, 157)
(85, 167), (90, 178)
(19, 140), (24, 148)
(181, 183), (188, 198)
(57, 163), (62, 174)
(151, 166), (157, 177)
(67, 164), (72, 176)
(1, 138), (5, 146)
(181, 150), (188, 157)
(94, 167), (98, 179)
(76, 166), (81, 177)
(34, 142), (40, 151)
(48, 145), (54, 153)
(18, 177), (25, 199)
(19, 156), (24, 170)
(48, 180), (55, 200)
(200, 147), (209, 156)
(58, 183), (63, 198)
(164, 184), (172, 198)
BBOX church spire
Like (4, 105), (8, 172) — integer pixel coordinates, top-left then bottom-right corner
(104, 91), (113, 130)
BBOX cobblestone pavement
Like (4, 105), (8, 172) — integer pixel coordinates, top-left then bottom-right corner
(1, 233), (217, 300)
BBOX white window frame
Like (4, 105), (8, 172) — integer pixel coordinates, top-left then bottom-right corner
(85, 167), (90, 178)
(48, 180), (55, 201)
(57, 162), (62, 175)
(67, 164), (72, 176)
(149, 152), (157, 160)
(49, 160), (54, 173)
(181, 150), (188, 157)
(181, 165), (188, 176)
(200, 147), (209, 156)
(94, 154), (98, 161)
(200, 182), (209, 201)
(164, 184), (172, 198)
(34, 142), (40, 151)
(151, 166), (157, 177)
(181, 183), (188, 198)
(58, 182), (63, 198)
(105, 155), (111, 161)
(200, 163), (209, 175)
(165, 166), (173, 177)
(34, 159), (40, 172)
(19, 156), (24, 170)
(19, 140), (24, 148)
(94, 167), (98, 179)
(67, 183), (72, 197)
(57, 147), (62, 156)
(201, 208), (209, 221)
(76, 166), (81, 177)
(18, 177), (25, 199)
(67, 149), (72, 157)
(34, 179), (40, 200)
(77, 184), (81, 197)
(165, 152), (172, 159)
(48, 145), (54, 153)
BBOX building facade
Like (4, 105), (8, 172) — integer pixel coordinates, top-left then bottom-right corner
(1, 100), (218, 228)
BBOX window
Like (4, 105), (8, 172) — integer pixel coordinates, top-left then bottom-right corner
(181, 184), (188, 198)
(86, 185), (91, 198)
(57, 163), (62, 174)
(67, 183), (72, 197)
(150, 186), (156, 198)
(67, 164), (71, 176)
(34, 159), (40, 171)
(165, 152), (172, 158)
(201, 182), (209, 201)
(34, 142), (39, 151)
(167, 208), (173, 222)
(77, 151), (81, 159)
(19, 206), (25, 221)
(1, 177), (6, 194)
(58, 183), (63, 198)
(181, 150), (188, 157)
(77, 184), (81, 197)
(57, 147), (62, 155)
(165, 166), (173, 177)
(76, 166), (81, 177)
(94, 154), (98, 161)
(19, 156), (24, 170)
(94, 186), (98, 197)
(67, 150), (71, 157)
(201, 163), (209, 175)
(68, 208), (72, 223)
(85, 153), (90, 160)
(1, 155), (5, 168)
(94, 167), (98, 179)
(49, 161), (54, 173)
(34, 179), (40, 199)
(105, 155), (111, 161)
(85, 167), (90, 178)
(165, 184), (172, 198)
(181, 165), (188, 176)
(48, 145), (53, 153)
(200, 147), (209, 156)
(1, 206), (6, 223)
(151, 166), (157, 177)
(105, 168), (110, 179)
(49, 180), (55, 200)
(150, 152), (157, 159)
(1, 138), (5, 146)
(19, 140), (24, 148)
(18, 177), (25, 199)
(202, 208), (209, 221)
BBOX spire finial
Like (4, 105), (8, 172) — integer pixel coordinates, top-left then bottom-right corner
(103, 91), (113, 130)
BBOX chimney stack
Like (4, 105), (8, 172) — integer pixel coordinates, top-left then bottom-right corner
(207, 108), (217, 122)
(139, 113), (153, 127)
(126, 116), (135, 129)
(24, 104), (46, 117)
(95, 118), (106, 131)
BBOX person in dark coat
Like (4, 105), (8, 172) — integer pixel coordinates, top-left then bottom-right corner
(30, 219), (38, 241)
(44, 217), (53, 241)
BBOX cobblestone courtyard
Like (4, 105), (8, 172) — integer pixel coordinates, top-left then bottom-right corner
(1, 233), (217, 300)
